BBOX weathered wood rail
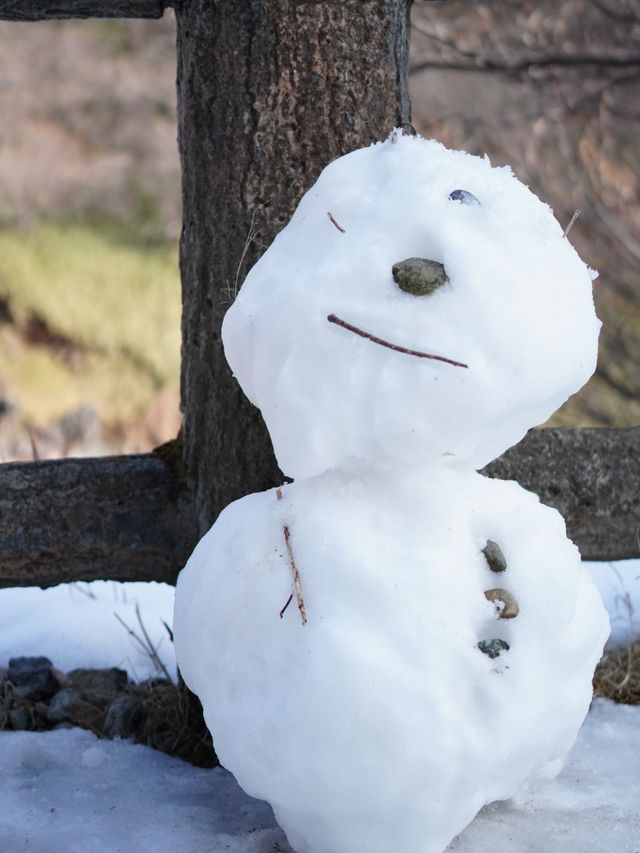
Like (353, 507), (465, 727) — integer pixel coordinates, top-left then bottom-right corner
(0, 1), (636, 591)
(1, 427), (637, 589)
(0, 0), (172, 19)
(483, 426), (640, 563)
(0, 448), (197, 588)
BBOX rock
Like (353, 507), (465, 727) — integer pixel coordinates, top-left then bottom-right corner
(68, 668), (128, 706)
(102, 695), (144, 739)
(484, 588), (519, 619)
(478, 638), (510, 659)
(8, 708), (30, 730)
(47, 688), (83, 723)
(448, 189), (480, 206)
(482, 540), (507, 573)
(391, 258), (448, 296)
(47, 687), (104, 732)
(7, 656), (61, 701)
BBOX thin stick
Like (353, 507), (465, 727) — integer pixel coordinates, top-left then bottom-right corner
(563, 209), (581, 237)
(114, 606), (172, 682)
(276, 487), (307, 624)
(283, 525), (307, 625)
(232, 204), (265, 299)
(327, 313), (468, 368)
(136, 603), (172, 682)
(279, 594), (293, 619)
(327, 212), (346, 233)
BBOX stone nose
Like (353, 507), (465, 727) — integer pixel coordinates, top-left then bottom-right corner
(392, 257), (448, 296)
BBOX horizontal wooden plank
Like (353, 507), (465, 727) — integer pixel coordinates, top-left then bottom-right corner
(0, 0), (171, 20)
(483, 426), (640, 562)
(0, 427), (636, 589)
(0, 447), (198, 589)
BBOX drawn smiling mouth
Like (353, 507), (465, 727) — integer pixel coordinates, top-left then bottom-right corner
(327, 314), (468, 369)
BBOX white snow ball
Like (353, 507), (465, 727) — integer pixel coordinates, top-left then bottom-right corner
(223, 132), (600, 477)
(81, 745), (109, 769)
(174, 468), (608, 853)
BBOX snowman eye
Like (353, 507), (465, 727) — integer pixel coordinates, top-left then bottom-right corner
(449, 189), (480, 205)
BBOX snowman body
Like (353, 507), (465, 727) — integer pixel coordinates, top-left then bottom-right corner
(174, 133), (609, 853)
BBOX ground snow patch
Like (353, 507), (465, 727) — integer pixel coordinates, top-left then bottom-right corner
(0, 726), (290, 853)
(0, 700), (637, 852)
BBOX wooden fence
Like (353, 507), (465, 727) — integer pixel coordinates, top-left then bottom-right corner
(0, 0), (637, 590)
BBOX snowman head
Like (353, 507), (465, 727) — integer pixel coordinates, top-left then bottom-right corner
(223, 132), (600, 479)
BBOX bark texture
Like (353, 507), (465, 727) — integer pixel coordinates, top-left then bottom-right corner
(0, 0), (169, 19)
(0, 448), (198, 589)
(484, 427), (640, 561)
(176, 0), (412, 533)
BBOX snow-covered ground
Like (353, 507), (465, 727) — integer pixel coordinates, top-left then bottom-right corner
(0, 559), (638, 853)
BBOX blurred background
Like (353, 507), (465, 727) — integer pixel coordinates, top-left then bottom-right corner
(0, 0), (637, 462)
(0, 13), (180, 460)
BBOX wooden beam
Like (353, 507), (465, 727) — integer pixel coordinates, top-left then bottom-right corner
(0, 0), (171, 20)
(0, 427), (637, 590)
(483, 426), (640, 562)
(0, 445), (198, 589)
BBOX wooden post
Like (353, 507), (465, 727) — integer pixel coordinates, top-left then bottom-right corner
(175, 0), (413, 534)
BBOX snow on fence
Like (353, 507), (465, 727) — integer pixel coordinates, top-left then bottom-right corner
(0, 1), (637, 590)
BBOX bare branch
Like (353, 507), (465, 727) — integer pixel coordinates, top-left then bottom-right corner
(411, 53), (640, 76)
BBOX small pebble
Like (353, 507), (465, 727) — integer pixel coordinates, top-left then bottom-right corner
(478, 638), (510, 659)
(449, 189), (480, 205)
(392, 258), (448, 296)
(482, 540), (507, 573)
(484, 588), (519, 619)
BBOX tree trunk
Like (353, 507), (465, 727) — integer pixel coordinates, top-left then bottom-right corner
(176, 0), (412, 534)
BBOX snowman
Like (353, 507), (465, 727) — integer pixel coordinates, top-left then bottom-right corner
(174, 130), (609, 853)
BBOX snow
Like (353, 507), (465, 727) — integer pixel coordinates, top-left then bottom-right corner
(0, 566), (637, 852)
(0, 727), (289, 853)
(1, 133), (637, 851)
(222, 133), (600, 477)
(0, 581), (176, 681)
(586, 559), (640, 648)
(0, 694), (638, 852)
(175, 469), (609, 853)
(175, 133), (609, 853)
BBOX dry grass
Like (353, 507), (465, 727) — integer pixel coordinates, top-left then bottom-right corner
(593, 641), (640, 705)
(133, 678), (218, 768)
